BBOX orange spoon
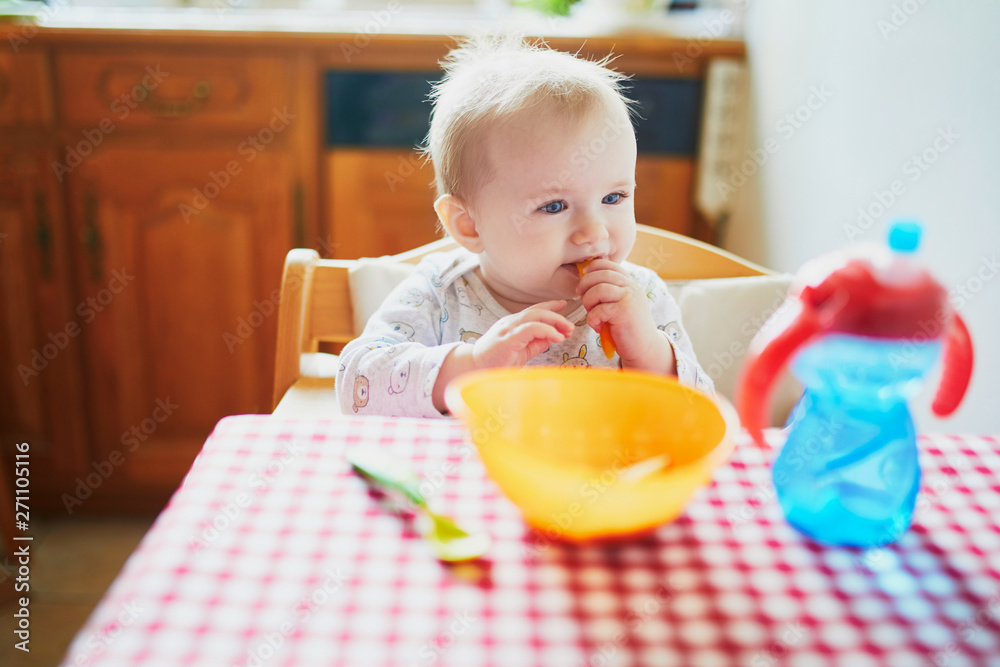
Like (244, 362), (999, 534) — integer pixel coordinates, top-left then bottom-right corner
(576, 260), (617, 359)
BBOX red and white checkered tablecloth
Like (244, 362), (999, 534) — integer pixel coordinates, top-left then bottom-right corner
(63, 416), (1000, 667)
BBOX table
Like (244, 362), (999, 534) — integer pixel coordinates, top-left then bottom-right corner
(63, 416), (1000, 666)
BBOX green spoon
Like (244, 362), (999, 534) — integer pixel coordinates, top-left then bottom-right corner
(347, 448), (491, 562)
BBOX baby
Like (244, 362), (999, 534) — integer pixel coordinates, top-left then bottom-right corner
(337, 35), (713, 417)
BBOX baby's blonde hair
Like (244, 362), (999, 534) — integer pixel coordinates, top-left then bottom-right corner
(423, 34), (634, 204)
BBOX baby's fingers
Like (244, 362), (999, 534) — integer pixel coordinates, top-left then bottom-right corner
(517, 303), (574, 336)
(510, 321), (568, 347)
(576, 262), (629, 295)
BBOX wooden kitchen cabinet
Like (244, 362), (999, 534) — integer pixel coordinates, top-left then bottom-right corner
(1, 44), (315, 513)
(63, 146), (295, 497)
(0, 147), (90, 487)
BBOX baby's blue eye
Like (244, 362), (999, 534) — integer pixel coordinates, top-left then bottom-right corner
(539, 201), (566, 214)
(603, 193), (623, 205)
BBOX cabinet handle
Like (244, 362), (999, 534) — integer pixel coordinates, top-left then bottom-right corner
(81, 190), (103, 281)
(293, 181), (305, 248)
(141, 79), (212, 119)
(34, 191), (53, 281)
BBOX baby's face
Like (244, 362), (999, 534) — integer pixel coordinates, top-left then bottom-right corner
(468, 103), (638, 310)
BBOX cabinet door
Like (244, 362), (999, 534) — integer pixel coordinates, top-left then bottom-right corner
(0, 148), (89, 483)
(327, 149), (441, 258)
(65, 146), (293, 489)
(324, 71), (443, 258)
(634, 156), (694, 237)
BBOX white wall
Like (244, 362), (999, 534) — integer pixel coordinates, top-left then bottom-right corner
(725, 0), (999, 433)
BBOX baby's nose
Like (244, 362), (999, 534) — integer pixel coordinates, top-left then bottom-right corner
(571, 212), (609, 245)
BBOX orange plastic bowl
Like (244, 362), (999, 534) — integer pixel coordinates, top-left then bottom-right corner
(445, 368), (738, 541)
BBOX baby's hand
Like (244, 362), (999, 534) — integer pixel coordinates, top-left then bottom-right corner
(472, 300), (573, 369)
(576, 260), (675, 374)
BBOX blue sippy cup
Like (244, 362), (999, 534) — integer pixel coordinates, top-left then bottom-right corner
(737, 222), (974, 546)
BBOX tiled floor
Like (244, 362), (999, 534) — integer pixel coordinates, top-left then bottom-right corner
(0, 517), (154, 667)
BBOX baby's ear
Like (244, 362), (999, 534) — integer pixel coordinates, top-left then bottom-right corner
(435, 194), (483, 253)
